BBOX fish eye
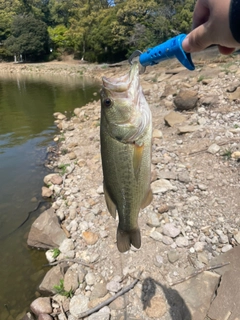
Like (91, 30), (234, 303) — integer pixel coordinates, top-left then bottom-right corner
(103, 98), (112, 108)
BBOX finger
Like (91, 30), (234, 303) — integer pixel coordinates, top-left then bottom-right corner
(192, 0), (210, 29)
(218, 45), (235, 55)
(182, 23), (213, 52)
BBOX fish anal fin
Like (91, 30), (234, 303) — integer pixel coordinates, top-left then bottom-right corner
(141, 189), (153, 209)
(103, 182), (116, 219)
(117, 227), (141, 253)
(133, 142), (144, 177)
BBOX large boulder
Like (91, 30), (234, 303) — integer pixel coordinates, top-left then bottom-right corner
(27, 208), (67, 249)
(39, 265), (63, 295)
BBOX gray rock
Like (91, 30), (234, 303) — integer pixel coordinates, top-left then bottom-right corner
(162, 235), (174, 245)
(85, 272), (96, 286)
(45, 249), (56, 263)
(175, 236), (189, 247)
(178, 125), (202, 134)
(178, 171), (190, 183)
(44, 173), (61, 185)
(221, 244), (232, 253)
(234, 231), (240, 244)
(208, 246), (240, 320)
(207, 143), (220, 154)
(27, 208), (67, 249)
(151, 179), (176, 194)
(91, 282), (108, 300)
(41, 186), (53, 198)
(198, 184), (207, 191)
(59, 239), (75, 253)
(146, 212), (160, 227)
(39, 265), (63, 294)
(162, 223), (181, 238)
(168, 250), (179, 263)
(144, 295), (168, 318)
(200, 95), (219, 106)
(88, 306), (110, 320)
(164, 111), (187, 127)
(77, 267), (87, 284)
(64, 266), (79, 292)
(175, 271), (220, 319)
(157, 170), (178, 180)
(218, 233), (229, 244)
(68, 152), (77, 160)
(194, 241), (206, 252)
(30, 297), (52, 316)
(69, 294), (89, 318)
(150, 230), (163, 242)
(154, 255), (164, 267)
(152, 129), (163, 139)
(174, 89), (198, 110)
(106, 280), (122, 293)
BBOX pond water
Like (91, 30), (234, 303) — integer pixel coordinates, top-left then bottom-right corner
(0, 72), (100, 319)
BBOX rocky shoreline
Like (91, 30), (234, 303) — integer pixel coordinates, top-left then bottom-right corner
(12, 52), (240, 320)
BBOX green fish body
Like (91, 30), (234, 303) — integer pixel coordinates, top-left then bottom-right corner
(100, 63), (152, 252)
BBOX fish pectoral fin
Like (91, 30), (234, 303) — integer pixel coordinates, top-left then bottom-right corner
(117, 227), (141, 253)
(141, 189), (153, 209)
(103, 182), (117, 219)
(133, 142), (144, 178)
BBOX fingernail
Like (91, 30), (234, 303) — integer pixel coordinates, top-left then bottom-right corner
(182, 37), (191, 52)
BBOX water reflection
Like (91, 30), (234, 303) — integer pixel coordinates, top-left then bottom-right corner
(0, 72), (100, 319)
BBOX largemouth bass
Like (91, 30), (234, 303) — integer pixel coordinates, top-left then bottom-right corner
(100, 62), (153, 253)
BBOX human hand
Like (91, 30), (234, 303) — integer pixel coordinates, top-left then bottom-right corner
(182, 0), (240, 55)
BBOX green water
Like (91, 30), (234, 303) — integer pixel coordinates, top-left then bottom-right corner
(0, 72), (100, 319)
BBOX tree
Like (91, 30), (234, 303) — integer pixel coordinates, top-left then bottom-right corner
(5, 14), (49, 61)
(0, 0), (22, 41)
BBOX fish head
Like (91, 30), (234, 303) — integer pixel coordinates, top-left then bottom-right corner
(101, 62), (150, 143)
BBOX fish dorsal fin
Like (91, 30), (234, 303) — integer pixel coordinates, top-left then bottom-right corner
(141, 188), (153, 209)
(133, 142), (144, 178)
(103, 182), (117, 219)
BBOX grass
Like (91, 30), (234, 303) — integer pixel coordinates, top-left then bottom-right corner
(61, 148), (68, 155)
(54, 279), (74, 298)
(52, 248), (60, 258)
(59, 133), (65, 142)
(222, 148), (232, 160)
(197, 75), (205, 82)
(101, 64), (108, 69)
(58, 163), (70, 175)
(151, 75), (158, 83)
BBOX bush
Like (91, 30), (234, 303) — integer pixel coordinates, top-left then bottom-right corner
(0, 47), (13, 61)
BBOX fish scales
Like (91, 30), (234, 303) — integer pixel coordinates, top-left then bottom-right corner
(100, 62), (153, 253)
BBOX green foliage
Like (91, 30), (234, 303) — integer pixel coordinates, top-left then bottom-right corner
(54, 279), (74, 298)
(1, 0), (195, 62)
(48, 24), (73, 50)
(58, 163), (70, 175)
(4, 14), (49, 60)
(0, 0), (22, 41)
(222, 149), (232, 160)
(52, 248), (60, 258)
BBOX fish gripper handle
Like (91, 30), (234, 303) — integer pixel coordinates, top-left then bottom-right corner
(139, 34), (195, 71)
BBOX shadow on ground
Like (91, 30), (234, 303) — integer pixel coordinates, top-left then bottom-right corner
(141, 277), (192, 320)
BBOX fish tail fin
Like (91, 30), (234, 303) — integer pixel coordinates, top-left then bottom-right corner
(117, 227), (141, 253)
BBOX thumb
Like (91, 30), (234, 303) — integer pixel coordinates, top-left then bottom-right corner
(182, 24), (212, 53)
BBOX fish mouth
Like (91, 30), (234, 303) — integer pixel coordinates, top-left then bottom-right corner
(101, 62), (151, 143)
(102, 62), (140, 94)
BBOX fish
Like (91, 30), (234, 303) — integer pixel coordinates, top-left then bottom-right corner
(100, 62), (153, 253)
